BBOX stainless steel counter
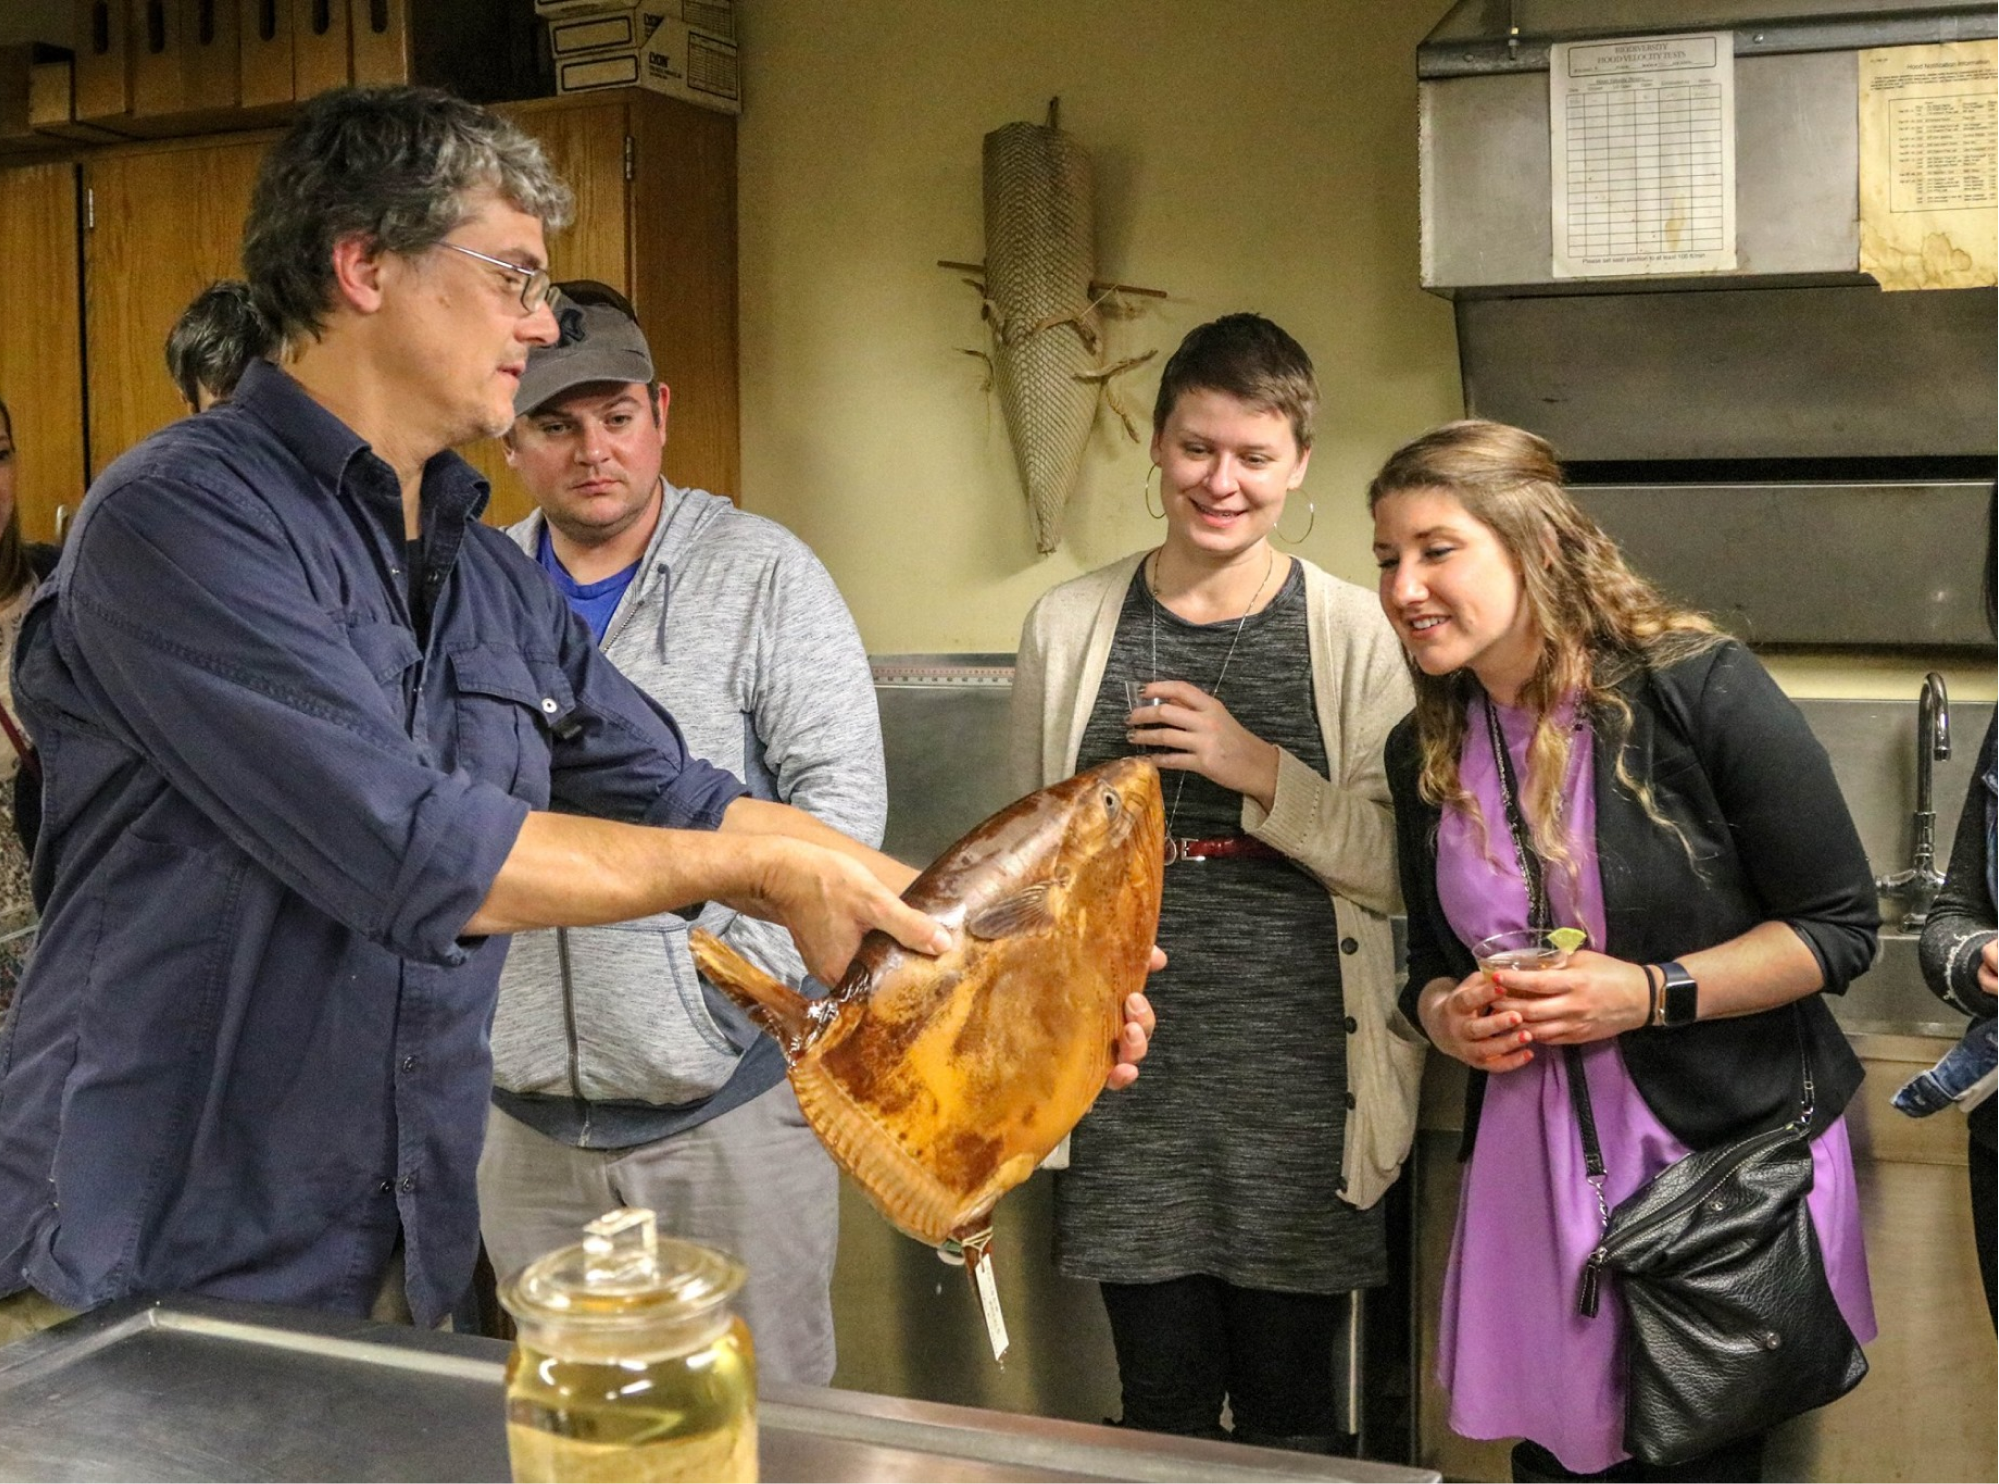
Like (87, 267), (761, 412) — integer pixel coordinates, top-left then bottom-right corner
(0, 1298), (1438, 1484)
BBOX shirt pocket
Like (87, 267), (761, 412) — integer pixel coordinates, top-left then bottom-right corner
(447, 645), (577, 810)
(344, 618), (421, 718)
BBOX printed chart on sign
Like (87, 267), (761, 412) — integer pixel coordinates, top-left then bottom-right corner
(1550, 33), (1738, 277)
(1858, 39), (1998, 290)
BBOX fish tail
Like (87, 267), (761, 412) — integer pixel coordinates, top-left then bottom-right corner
(689, 929), (814, 1052)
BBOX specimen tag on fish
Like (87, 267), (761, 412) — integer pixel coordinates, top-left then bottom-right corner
(690, 758), (1164, 1362)
(969, 1243), (1010, 1363)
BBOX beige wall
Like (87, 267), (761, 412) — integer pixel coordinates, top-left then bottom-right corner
(734, 0), (1463, 654)
(733, 0), (1991, 701)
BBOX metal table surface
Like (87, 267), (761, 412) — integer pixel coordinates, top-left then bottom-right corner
(0, 1299), (1438, 1483)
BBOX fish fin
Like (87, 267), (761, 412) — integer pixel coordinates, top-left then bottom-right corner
(963, 880), (1062, 940)
(689, 929), (814, 1055)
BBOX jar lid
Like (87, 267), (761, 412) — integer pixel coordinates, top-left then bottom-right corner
(500, 1207), (745, 1332)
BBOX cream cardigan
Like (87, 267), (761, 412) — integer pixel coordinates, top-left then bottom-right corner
(1009, 550), (1427, 1210)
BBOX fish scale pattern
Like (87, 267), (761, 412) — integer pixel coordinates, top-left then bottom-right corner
(983, 120), (1101, 555)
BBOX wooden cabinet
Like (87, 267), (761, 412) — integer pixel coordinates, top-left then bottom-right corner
(0, 158), (87, 545)
(53, 88), (734, 530)
(82, 132), (271, 472)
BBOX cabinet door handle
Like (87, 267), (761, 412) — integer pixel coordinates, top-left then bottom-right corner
(55, 506), (70, 544)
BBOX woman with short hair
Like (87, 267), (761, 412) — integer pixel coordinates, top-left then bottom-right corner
(1010, 314), (1419, 1452)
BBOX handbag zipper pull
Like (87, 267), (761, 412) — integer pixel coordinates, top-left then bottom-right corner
(1579, 1246), (1606, 1317)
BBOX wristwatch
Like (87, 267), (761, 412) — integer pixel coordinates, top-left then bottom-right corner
(1656, 960), (1699, 1027)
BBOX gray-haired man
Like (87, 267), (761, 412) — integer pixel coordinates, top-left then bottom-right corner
(480, 284), (875, 1382)
(0, 86), (1068, 1341)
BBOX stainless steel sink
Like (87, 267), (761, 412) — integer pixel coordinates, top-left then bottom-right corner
(1828, 932), (1965, 1039)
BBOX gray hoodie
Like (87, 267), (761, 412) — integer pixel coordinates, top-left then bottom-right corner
(490, 482), (886, 1148)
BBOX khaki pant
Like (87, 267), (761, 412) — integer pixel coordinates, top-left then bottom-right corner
(0, 1288), (77, 1347)
(478, 1082), (840, 1385)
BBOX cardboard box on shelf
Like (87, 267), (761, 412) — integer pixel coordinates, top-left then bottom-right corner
(538, 0), (732, 43)
(552, 8), (737, 114)
(547, 8), (660, 58)
(532, 0), (627, 19)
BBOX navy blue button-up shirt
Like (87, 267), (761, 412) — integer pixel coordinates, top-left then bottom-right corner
(0, 362), (745, 1325)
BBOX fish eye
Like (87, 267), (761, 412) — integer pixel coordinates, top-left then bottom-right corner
(1102, 790), (1120, 815)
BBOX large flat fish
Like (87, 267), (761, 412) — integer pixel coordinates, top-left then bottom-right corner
(690, 758), (1163, 1251)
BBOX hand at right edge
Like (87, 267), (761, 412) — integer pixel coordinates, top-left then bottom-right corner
(1419, 971), (1536, 1074)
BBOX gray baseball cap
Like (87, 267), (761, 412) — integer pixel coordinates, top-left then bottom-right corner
(514, 299), (656, 416)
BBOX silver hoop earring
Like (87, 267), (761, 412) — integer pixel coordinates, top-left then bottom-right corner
(1142, 465), (1165, 521)
(1273, 499), (1315, 546)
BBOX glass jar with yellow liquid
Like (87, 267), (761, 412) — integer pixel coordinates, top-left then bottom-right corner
(500, 1207), (757, 1484)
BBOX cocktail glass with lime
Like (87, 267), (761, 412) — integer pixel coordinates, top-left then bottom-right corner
(1473, 926), (1588, 976)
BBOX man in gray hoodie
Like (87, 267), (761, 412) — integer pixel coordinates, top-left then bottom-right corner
(481, 285), (879, 1383)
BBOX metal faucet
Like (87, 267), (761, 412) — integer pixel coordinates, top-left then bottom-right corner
(1875, 672), (1951, 930)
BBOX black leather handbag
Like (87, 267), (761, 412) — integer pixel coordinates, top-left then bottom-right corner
(1567, 1040), (1868, 1466)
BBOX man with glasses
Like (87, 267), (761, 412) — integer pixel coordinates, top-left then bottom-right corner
(0, 84), (1154, 1340)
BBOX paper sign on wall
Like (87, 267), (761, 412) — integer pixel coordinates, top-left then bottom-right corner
(1550, 33), (1737, 278)
(1858, 40), (1997, 291)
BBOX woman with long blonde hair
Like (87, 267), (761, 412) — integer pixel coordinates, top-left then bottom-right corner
(1370, 420), (1877, 1482)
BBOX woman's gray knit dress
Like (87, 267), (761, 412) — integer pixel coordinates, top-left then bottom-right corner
(1058, 562), (1386, 1294)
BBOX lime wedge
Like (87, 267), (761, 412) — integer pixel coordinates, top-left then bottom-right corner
(1547, 927), (1587, 954)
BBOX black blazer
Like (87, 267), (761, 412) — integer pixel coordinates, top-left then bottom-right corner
(1390, 640), (1876, 1153)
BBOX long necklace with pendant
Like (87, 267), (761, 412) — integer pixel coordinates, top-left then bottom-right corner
(1148, 544), (1276, 844)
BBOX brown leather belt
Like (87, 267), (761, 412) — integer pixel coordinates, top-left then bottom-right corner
(1164, 836), (1287, 866)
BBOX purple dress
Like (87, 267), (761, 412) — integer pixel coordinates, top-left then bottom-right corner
(1433, 697), (1877, 1474)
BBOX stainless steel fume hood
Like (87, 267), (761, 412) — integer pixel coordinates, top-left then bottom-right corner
(1416, 0), (1997, 648)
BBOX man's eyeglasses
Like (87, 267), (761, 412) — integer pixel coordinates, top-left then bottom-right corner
(437, 242), (558, 315)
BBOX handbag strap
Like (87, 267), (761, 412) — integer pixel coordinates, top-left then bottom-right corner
(1567, 1004), (1816, 1250)
(1482, 696), (1552, 933)
(1485, 698), (1617, 1231)
(0, 701), (37, 780)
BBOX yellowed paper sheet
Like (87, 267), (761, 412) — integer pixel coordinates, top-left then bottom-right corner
(1859, 40), (1997, 291)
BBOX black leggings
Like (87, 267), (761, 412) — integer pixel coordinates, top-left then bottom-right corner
(1098, 1275), (1343, 1446)
(1511, 1435), (1765, 1483)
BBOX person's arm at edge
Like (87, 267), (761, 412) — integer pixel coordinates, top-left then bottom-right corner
(1921, 718), (1997, 1017)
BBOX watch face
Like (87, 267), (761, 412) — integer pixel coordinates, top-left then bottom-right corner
(1662, 965), (1698, 1026)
